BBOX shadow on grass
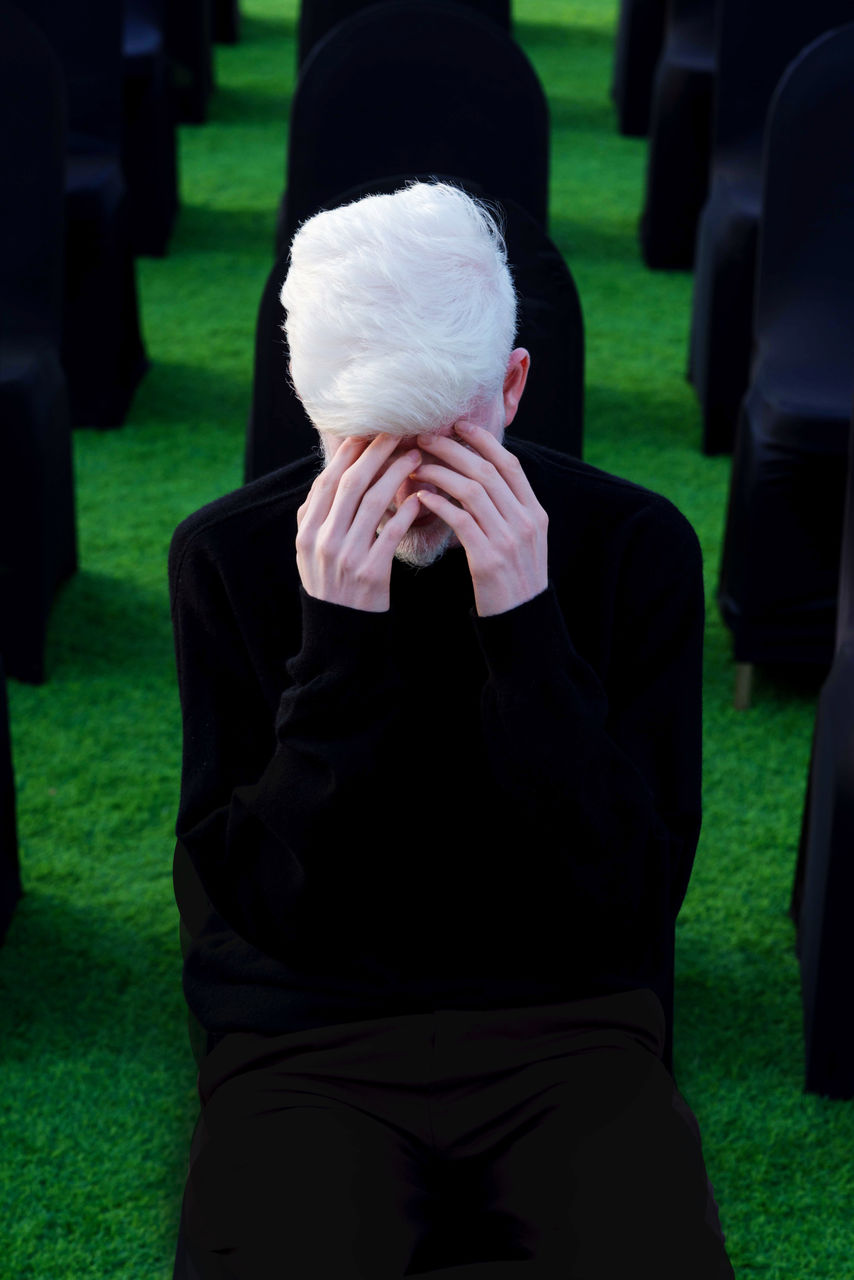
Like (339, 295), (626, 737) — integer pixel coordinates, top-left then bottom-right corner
(548, 92), (620, 134)
(584, 380), (702, 451)
(130, 356), (253, 431)
(743, 663), (826, 706)
(675, 941), (805, 1093)
(0, 887), (185, 1063)
(171, 202), (278, 255)
(45, 571), (173, 683)
(238, 10), (296, 43)
(514, 18), (614, 53)
(208, 80), (294, 126)
(550, 213), (643, 269)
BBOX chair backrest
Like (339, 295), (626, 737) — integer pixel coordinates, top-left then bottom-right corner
(711, 0), (854, 169)
(611, 0), (667, 136)
(245, 256), (317, 479)
(247, 177), (583, 481)
(297, 0), (510, 68)
(837, 412), (854, 650)
(164, 0), (213, 122)
(0, 654), (20, 946)
(666, 0), (715, 53)
(127, 0), (164, 24)
(753, 23), (854, 396)
(126, 0), (168, 43)
(212, 0), (241, 44)
(283, 0), (549, 248)
(0, 0), (65, 348)
(15, 0), (123, 153)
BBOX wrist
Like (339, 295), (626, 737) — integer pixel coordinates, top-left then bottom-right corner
(474, 571), (549, 618)
(473, 583), (564, 672)
(303, 583), (389, 614)
(288, 588), (395, 684)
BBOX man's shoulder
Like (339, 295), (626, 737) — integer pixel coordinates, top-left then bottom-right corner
(169, 454), (319, 587)
(509, 441), (703, 658)
(508, 438), (698, 551)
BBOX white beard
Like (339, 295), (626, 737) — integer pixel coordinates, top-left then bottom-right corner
(392, 519), (457, 568)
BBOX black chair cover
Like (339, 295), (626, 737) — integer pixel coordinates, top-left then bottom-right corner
(638, 0), (716, 269)
(0, 0), (77, 684)
(277, 1), (550, 256)
(296, 0), (510, 69)
(688, 0), (853, 454)
(717, 22), (854, 673)
(791, 402), (854, 1098)
(0, 657), (20, 946)
(611, 0), (667, 137)
(247, 177), (583, 483)
(17, 0), (149, 428)
(165, 0), (214, 123)
(123, 0), (179, 256)
(212, 0), (240, 43)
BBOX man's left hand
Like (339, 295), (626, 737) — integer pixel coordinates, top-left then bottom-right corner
(412, 421), (549, 616)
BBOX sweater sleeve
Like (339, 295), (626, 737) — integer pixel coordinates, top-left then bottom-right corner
(473, 501), (704, 969)
(170, 529), (404, 958)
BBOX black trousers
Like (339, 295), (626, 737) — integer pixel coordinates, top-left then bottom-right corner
(174, 989), (734, 1279)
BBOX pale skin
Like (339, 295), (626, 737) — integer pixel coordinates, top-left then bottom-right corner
(295, 348), (549, 617)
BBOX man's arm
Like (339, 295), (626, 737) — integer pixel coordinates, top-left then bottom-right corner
(169, 514), (406, 962)
(473, 500), (704, 977)
(413, 423), (703, 971)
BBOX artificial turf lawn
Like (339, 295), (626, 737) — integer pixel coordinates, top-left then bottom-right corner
(2, 0), (853, 1275)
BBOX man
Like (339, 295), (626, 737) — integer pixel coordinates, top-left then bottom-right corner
(170, 182), (733, 1278)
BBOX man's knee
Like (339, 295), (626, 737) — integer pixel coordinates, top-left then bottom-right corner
(179, 1100), (433, 1279)
(475, 1046), (733, 1279)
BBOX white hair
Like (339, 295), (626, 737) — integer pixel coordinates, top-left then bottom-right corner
(280, 181), (518, 439)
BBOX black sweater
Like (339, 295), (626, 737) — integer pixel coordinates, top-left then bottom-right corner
(169, 439), (704, 1046)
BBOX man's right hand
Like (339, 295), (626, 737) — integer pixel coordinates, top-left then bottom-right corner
(295, 435), (422, 612)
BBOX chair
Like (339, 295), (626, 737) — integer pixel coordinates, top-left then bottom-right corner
(790, 397), (854, 1099)
(123, 0), (179, 256)
(687, 0), (853, 454)
(638, 0), (716, 270)
(717, 23), (854, 697)
(247, 178), (583, 483)
(276, 0), (549, 256)
(0, 0), (77, 685)
(296, 0), (510, 69)
(0, 656), (21, 946)
(212, 0), (241, 43)
(17, 0), (149, 428)
(166, 0), (214, 123)
(611, 0), (667, 136)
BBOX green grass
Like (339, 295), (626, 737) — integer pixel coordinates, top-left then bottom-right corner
(2, 0), (852, 1275)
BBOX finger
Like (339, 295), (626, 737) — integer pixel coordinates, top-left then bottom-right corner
(408, 460), (507, 533)
(298, 436), (369, 529)
(422, 423), (536, 510)
(323, 433), (402, 533)
(370, 492), (422, 560)
(414, 489), (489, 556)
(455, 421), (539, 508)
(346, 447), (423, 544)
(414, 431), (519, 520)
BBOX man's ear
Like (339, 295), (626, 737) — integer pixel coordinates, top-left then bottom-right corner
(502, 348), (530, 427)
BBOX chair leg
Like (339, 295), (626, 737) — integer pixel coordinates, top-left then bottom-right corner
(733, 662), (753, 710)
